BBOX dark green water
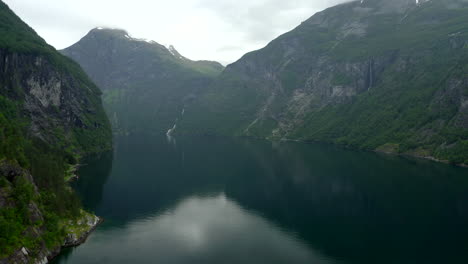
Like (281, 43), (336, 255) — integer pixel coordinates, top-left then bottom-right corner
(53, 134), (468, 264)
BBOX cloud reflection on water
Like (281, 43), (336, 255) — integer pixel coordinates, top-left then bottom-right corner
(67, 194), (332, 264)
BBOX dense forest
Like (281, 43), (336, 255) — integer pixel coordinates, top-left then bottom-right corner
(0, 1), (111, 260)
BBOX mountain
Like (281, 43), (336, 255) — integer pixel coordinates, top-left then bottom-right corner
(0, 1), (111, 263)
(61, 28), (224, 134)
(178, 0), (468, 165)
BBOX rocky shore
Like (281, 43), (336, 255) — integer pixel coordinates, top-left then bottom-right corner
(62, 213), (102, 248)
(0, 212), (102, 264)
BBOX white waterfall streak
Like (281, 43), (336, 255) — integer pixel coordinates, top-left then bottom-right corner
(167, 123), (177, 136)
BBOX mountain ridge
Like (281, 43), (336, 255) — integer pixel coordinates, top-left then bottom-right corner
(61, 0), (468, 165)
(177, 0), (468, 165)
(62, 27), (224, 135)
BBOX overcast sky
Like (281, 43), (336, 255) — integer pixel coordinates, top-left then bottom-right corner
(4, 0), (349, 65)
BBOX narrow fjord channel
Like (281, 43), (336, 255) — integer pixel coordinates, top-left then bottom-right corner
(52, 134), (468, 264)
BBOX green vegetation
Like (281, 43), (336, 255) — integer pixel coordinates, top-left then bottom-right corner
(291, 17), (468, 164)
(0, 1), (49, 54)
(0, 177), (35, 256)
(178, 0), (468, 165)
(0, 1), (111, 153)
(0, 2), (104, 98)
(0, 1), (111, 260)
(0, 94), (83, 258)
(0, 96), (28, 167)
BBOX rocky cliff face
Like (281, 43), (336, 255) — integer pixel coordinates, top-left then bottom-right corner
(0, 49), (111, 153)
(62, 28), (224, 134)
(0, 1), (111, 263)
(179, 0), (468, 165)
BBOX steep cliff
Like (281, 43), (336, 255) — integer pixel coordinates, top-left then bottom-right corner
(0, 1), (111, 263)
(179, 0), (468, 165)
(62, 28), (224, 134)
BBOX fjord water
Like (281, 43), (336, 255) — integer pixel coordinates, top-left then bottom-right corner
(53, 135), (468, 264)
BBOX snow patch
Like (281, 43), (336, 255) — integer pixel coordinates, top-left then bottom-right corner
(166, 45), (177, 56)
(133, 37), (156, 44)
(120, 32), (156, 44)
(165, 45), (185, 60)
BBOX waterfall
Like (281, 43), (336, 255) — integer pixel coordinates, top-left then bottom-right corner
(167, 122), (177, 136)
(166, 107), (186, 136)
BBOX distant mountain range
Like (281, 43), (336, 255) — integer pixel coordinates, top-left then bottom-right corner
(63, 0), (467, 165)
(61, 28), (224, 134)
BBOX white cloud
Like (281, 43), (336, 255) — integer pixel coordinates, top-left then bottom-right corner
(4, 0), (349, 64)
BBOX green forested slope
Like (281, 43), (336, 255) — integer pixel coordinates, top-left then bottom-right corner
(179, 0), (468, 165)
(0, 1), (111, 261)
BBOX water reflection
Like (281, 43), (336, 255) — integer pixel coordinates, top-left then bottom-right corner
(229, 138), (468, 263)
(54, 135), (468, 264)
(57, 194), (333, 264)
(71, 151), (113, 212)
(166, 133), (176, 146)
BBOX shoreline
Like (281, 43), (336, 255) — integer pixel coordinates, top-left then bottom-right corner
(181, 133), (468, 168)
(374, 149), (468, 168)
(2, 213), (103, 264)
(47, 213), (103, 263)
(277, 137), (468, 168)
